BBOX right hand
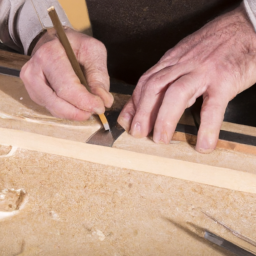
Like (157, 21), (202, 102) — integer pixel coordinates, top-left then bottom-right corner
(20, 28), (113, 121)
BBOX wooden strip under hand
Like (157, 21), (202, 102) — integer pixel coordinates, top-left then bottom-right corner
(0, 127), (256, 193)
(48, 6), (109, 130)
(172, 132), (256, 157)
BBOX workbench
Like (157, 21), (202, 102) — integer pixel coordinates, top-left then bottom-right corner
(0, 49), (256, 255)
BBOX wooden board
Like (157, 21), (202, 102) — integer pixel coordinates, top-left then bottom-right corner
(1, 71), (256, 175)
(0, 142), (256, 255)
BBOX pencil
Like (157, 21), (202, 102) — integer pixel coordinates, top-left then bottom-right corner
(47, 6), (110, 130)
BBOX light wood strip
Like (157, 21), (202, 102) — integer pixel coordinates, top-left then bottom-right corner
(0, 127), (255, 194)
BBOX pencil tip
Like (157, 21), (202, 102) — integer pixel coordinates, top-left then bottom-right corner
(103, 122), (110, 131)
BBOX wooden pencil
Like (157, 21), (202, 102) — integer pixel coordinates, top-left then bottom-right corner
(47, 6), (110, 130)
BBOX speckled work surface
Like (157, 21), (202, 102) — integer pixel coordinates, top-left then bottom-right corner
(0, 147), (256, 256)
(1, 50), (256, 255)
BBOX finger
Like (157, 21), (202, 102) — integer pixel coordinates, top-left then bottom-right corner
(21, 62), (91, 121)
(195, 94), (228, 153)
(79, 40), (114, 108)
(129, 63), (195, 138)
(85, 70), (114, 108)
(117, 98), (136, 131)
(135, 58), (183, 99)
(140, 45), (188, 81)
(133, 61), (195, 106)
(152, 75), (202, 144)
(36, 41), (105, 115)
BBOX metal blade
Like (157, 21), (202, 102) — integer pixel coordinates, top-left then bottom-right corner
(204, 231), (256, 256)
(86, 111), (125, 147)
(0, 66), (20, 77)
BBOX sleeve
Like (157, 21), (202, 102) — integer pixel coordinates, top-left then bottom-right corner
(0, 0), (72, 54)
(244, 0), (256, 31)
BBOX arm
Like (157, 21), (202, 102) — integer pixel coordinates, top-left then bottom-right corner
(118, 2), (256, 153)
(0, 0), (71, 54)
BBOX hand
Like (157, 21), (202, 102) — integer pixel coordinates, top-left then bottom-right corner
(118, 4), (256, 153)
(20, 28), (113, 121)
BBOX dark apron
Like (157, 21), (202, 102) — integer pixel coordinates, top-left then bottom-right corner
(87, 0), (241, 84)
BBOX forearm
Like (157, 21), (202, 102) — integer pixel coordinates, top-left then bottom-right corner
(0, 0), (71, 54)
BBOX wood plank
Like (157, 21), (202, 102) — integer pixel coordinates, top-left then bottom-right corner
(0, 127), (255, 194)
(0, 49), (29, 70)
(1, 72), (256, 174)
(0, 139), (256, 255)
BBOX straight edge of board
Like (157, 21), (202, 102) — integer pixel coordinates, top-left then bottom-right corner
(0, 127), (255, 194)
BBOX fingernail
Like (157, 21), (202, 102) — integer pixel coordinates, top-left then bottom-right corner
(95, 106), (105, 115)
(117, 113), (132, 131)
(153, 131), (161, 143)
(153, 131), (169, 144)
(130, 122), (141, 138)
(196, 133), (215, 153)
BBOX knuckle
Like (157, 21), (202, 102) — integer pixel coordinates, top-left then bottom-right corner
(20, 62), (35, 86)
(20, 63), (29, 82)
(55, 87), (67, 99)
(82, 38), (106, 54)
(87, 69), (108, 83)
(160, 48), (174, 60)
(96, 40), (107, 52)
(91, 39), (106, 52)
(124, 102), (136, 117)
(76, 93), (93, 112)
(137, 74), (148, 86)
(55, 84), (77, 100)
(69, 109), (88, 121)
(34, 43), (49, 62)
(135, 108), (150, 120)
(173, 80), (195, 99)
(35, 40), (62, 64)
(145, 75), (166, 95)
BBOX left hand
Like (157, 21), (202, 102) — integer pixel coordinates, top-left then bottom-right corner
(118, 4), (256, 153)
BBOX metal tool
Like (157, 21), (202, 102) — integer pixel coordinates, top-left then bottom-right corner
(0, 66), (20, 77)
(176, 123), (256, 147)
(87, 111), (125, 147)
(205, 231), (256, 256)
(202, 212), (256, 248)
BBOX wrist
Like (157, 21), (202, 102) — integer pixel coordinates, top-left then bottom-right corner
(31, 27), (73, 56)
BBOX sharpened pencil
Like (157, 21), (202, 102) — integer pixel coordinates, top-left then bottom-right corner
(48, 6), (110, 130)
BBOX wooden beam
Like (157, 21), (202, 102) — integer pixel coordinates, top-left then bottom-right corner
(0, 127), (255, 193)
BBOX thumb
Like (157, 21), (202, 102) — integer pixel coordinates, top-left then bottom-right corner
(86, 68), (114, 108)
